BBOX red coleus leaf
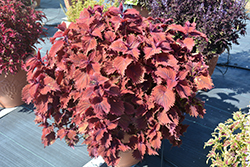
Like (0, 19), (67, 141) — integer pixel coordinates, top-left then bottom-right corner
(146, 143), (159, 155)
(42, 127), (56, 146)
(189, 105), (199, 118)
(108, 6), (123, 15)
(104, 31), (116, 43)
(78, 8), (90, 20)
(119, 115), (131, 131)
(184, 21), (207, 40)
(109, 98), (124, 116)
(67, 130), (78, 140)
(57, 22), (67, 31)
(144, 37), (161, 59)
(82, 36), (97, 55)
(78, 122), (88, 134)
(157, 110), (172, 125)
(125, 34), (141, 60)
(106, 86), (120, 96)
(28, 83), (40, 99)
(150, 131), (162, 149)
(95, 127), (107, 141)
(178, 70), (189, 80)
(124, 102), (136, 115)
(101, 132), (112, 148)
(92, 97), (111, 114)
(110, 38), (127, 53)
(176, 80), (192, 99)
(151, 85), (175, 111)
(113, 56), (133, 76)
(73, 69), (90, 90)
(57, 128), (67, 140)
(151, 32), (166, 44)
(103, 61), (116, 75)
(49, 40), (64, 57)
(105, 118), (119, 130)
(77, 10), (95, 25)
(109, 15), (123, 31)
(86, 61), (101, 75)
(22, 84), (32, 104)
(125, 62), (145, 83)
(155, 67), (177, 89)
(89, 72), (109, 87)
(69, 53), (88, 67)
(40, 76), (60, 95)
(182, 37), (195, 51)
(55, 69), (64, 85)
(156, 53), (179, 70)
(76, 99), (92, 114)
(194, 75), (213, 90)
(92, 26), (103, 40)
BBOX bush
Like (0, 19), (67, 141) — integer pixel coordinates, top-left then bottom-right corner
(23, 4), (213, 166)
(204, 108), (250, 166)
(0, 0), (46, 74)
(148, 0), (249, 61)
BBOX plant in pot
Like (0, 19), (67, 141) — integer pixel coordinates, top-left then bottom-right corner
(21, 0), (40, 8)
(64, 0), (120, 23)
(204, 107), (250, 166)
(22, 4), (213, 167)
(148, 0), (249, 75)
(0, 0), (46, 108)
(63, 0), (149, 23)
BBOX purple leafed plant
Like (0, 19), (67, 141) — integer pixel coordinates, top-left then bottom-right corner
(148, 0), (249, 61)
(22, 4), (213, 166)
(0, 0), (46, 74)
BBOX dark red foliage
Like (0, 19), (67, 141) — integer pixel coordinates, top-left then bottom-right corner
(22, 4), (213, 166)
(148, 0), (249, 61)
(0, 0), (46, 74)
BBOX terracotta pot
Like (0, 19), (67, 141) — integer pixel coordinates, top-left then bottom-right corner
(115, 134), (141, 167)
(0, 69), (27, 108)
(132, 5), (149, 18)
(35, 0), (40, 6)
(207, 55), (219, 76)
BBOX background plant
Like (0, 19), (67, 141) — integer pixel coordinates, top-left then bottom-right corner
(22, 4), (213, 166)
(65, 0), (120, 22)
(204, 108), (250, 167)
(0, 0), (46, 74)
(148, 0), (249, 61)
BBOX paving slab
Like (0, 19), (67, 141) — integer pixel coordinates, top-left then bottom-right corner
(0, 104), (92, 167)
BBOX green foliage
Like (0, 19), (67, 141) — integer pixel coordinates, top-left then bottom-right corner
(65, 0), (120, 22)
(204, 108), (250, 167)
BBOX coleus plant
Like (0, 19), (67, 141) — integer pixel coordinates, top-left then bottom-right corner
(0, 0), (46, 74)
(148, 0), (249, 61)
(204, 109), (250, 166)
(22, 4), (213, 166)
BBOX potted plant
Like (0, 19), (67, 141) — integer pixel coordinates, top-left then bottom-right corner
(0, 0), (46, 108)
(64, 0), (119, 23)
(148, 0), (249, 75)
(22, 4), (213, 166)
(63, 0), (149, 23)
(21, 0), (40, 8)
(204, 107), (250, 166)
